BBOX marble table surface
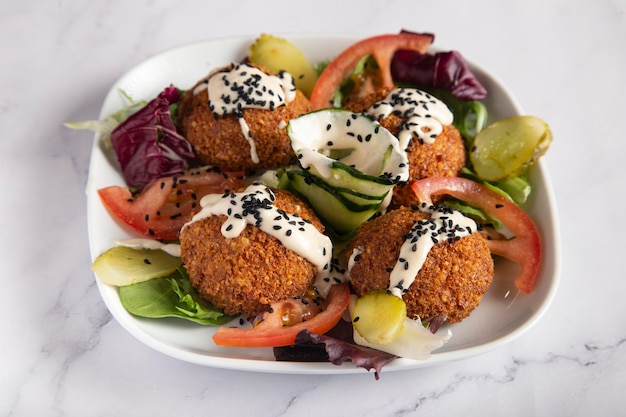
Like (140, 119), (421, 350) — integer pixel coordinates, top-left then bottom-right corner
(2, 0), (625, 415)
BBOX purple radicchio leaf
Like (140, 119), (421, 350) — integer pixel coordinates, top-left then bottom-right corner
(278, 326), (397, 380)
(423, 314), (447, 334)
(110, 85), (195, 192)
(391, 49), (487, 100)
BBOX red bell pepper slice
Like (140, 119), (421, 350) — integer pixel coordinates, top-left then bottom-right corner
(310, 32), (434, 109)
(411, 177), (542, 293)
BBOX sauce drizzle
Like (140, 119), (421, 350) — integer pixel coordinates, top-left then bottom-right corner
(199, 63), (296, 164)
(185, 183), (336, 296)
(367, 88), (453, 151)
(387, 204), (477, 298)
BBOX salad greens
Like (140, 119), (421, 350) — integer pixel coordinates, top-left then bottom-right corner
(119, 267), (236, 325)
(64, 89), (147, 148)
(109, 85), (195, 192)
(391, 48), (487, 100)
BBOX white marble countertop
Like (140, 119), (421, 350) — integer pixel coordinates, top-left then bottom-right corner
(2, 0), (625, 415)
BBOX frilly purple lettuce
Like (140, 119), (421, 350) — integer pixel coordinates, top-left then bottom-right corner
(391, 49), (487, 100)
(274, 320), (397, 379)
(294, 330), (397, 380)
(110, 85), (195, 191)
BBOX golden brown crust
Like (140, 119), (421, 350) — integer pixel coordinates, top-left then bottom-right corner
(179, 188), (324, 317)
(348, 207), (494, 323)
(344, 88), (467, 209)
(177, 74), (312, 173)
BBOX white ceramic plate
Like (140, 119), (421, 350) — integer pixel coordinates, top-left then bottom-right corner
(86, 34), (561, 375)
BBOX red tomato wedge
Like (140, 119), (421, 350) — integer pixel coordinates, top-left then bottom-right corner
(213, 283), (351, 348)
(98, 170), (243, 241)
(411, 177), (542, 293)
(310, 32), (434, 110)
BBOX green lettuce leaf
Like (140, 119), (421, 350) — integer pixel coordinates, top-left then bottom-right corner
(119, 267), (237, 325)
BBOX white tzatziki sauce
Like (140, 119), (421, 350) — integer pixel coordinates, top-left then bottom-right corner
(193, 62), (297, 164)
(367, 88), (454, 151)
(349, 204), (478, 299)
(114, 238), (181, 258)
(184, 183), (339, 297)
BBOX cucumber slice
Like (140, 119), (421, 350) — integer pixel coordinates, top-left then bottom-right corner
(286, 170), (382, 211)
(470, 115), (553, 181)
(305, 161), (396, 199)
(333, 184), (389, 206)
(285, 109), (408, 234)
(92, 246), (183, 286)
(284, 170), (379, 235)
(288, 109), (409, 191)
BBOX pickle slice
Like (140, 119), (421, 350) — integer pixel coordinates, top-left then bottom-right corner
(92, 246), (182, 286)
(352, 290), (407, 345)
(249, 33), (318, 97)
(470, 115), (553, 181)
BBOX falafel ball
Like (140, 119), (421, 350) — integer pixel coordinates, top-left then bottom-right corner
(180, 188), (326, 317)
(177, 64), (313, 173)
(347, 207), (494, 323)
(344, 87), (466, 208)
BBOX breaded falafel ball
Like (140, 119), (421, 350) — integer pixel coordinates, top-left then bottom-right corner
(177, 62), (313, 173)
(180, 187), (327, 317)
(345, 87), (466, 208)
(347, 206), (493, 323)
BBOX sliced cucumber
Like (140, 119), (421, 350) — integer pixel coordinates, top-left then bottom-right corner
(288, 109), (409, 188)
(286, 170), (383, 211)
(307, 159), (398, 197)
(284, 109), (409, 235)
(92, 246), (182, 286)
(284, 170), (380, 235)
(332, 184), (390, 207)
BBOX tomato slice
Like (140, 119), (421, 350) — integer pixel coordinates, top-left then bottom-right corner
(98, 170), (243, 241)
(212, 283), (351, 348)
(310, 32), (434, 110)
(411, 177), (542, 293)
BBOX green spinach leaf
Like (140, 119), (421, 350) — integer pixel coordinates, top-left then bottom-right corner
(119, 267), (237, 325)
